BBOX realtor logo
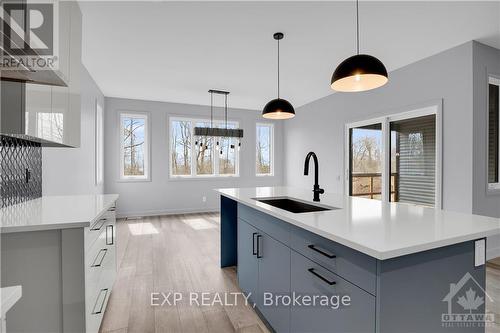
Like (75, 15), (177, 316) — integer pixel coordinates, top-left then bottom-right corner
(2, 2), (53, 55)
(441, 272), (494, 328)
(1, 1), (58, 71)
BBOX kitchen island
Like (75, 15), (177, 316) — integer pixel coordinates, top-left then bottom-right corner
(0, 194), (119, 333)
(217, 187), (500, 333)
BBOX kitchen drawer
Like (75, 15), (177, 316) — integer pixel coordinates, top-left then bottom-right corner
(290, 251), (376, 333)
(290, 226), (377, 295)
(238, 203), (291, 244)
(85, 206), (116, 252)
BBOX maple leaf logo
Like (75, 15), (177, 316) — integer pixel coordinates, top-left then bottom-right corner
(457, 288), (484, 313)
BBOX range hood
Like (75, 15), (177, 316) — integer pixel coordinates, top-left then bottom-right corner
(0, 0), (68, 87)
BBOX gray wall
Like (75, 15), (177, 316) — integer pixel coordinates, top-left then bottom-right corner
(104, 97), (284, 217)
(42, 66), (105, 195)
(284, 42), (474, 213)
(472, 41), (500, 219)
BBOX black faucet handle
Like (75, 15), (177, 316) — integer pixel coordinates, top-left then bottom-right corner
(318, 188), (325, 194)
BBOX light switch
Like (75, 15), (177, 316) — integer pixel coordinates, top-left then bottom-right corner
(475, 239), (486, 267)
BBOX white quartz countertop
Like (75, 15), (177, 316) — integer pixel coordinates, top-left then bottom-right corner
(0, 194), (119, 233)
(1, 286), (22, 316)
(217, 187), (500, 260)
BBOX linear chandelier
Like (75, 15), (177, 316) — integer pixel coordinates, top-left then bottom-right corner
(194, 89), (243, 154)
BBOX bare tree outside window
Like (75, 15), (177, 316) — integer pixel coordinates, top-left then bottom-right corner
(169, 118), (239, 177)
(171, 120), (192, 175)
(121, 115), (147, 177)
(196, 122), (214, 175)
(256, 124), (273, 175)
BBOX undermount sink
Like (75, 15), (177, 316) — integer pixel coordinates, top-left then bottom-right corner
(253, 197), (338, 213)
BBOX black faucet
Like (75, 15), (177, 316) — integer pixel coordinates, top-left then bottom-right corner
(304, 152), (324, 202)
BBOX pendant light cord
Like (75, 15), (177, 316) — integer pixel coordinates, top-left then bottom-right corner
(277, 37), (280, 99)
(225, 94), (228, 129)
(356, 0), (360, 55)
(210, 91), (213, 128)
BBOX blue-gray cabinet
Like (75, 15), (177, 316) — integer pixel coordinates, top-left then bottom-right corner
(290, 251), (375, 333)
(227, 199), (486, 333)
(257, 232), (290, 333)
(237, 218), (259, 304)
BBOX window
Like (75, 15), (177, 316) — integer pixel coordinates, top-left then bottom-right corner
(346, 104), (441, 207)
(169, 117), (239, 177)
(95, 102), (104, 185)
(256, 123), (274, 175)
(120, 112), (149, 180)
(349, 124), (383, 200)
(488, 76), (500, 190)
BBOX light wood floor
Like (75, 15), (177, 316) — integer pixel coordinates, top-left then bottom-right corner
(100, 212), (500, 333)
(99, 213), (269, 333)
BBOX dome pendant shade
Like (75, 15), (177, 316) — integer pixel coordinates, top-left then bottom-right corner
(331, 54), (388, 92)
(262, 32), (295, 119)
(262, 98), (295, 119)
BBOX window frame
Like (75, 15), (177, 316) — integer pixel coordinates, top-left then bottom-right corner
(487, 75), (500, 192)
(256, 123), (275, 176)
(119, 111), (151, 182)
(168, 116), (240, 179)
(344, 101), (442, 208)
(95, 100), (104, 185)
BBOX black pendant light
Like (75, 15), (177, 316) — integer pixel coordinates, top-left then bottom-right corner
(331, 0), (388, 92)
(262, 32), (295, 120)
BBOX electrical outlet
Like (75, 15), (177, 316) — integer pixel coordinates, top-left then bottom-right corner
(25, 168), (31, 183)
(202, 196), (207, 203)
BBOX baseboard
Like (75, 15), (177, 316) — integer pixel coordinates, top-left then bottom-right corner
(116, 206), (219, 219)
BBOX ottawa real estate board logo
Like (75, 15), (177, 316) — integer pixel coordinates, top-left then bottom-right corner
(442, 272), (494, 328)
(1, 1), (59, 71)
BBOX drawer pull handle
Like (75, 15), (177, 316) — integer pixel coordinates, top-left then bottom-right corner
(308, 244), (336, 259)
(106, 225), (114, 245)
(308, 268), (336, 286)
(91, 249), (108, 267)
(91, 218), (107, 231)
(256, 234), (263, 259)
(108, 207), (116, 212)
(252, 232), (258, 255)
(91, 288), (109, 315)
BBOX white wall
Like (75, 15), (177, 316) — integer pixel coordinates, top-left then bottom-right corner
(104, 97), (284, 217)
(284, 42), (474, 214)
(42, 66), (105, 195)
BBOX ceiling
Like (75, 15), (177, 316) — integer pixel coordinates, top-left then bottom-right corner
(80, 1), (500, 110)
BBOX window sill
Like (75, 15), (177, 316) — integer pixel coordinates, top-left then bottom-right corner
(168, 175), (240, 181)
(256, 173), (274, 177)
(487, 184), (500, 195)
(117, 177), (151, 183)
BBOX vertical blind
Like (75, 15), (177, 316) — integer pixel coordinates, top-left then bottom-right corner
(489, 83), (499, 184)
(390, 115), (436, 206)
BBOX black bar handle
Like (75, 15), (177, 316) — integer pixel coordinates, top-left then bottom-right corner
(91, 218), (107, 231)
(256, 234), (263, 258)
(106, 225), (114, 245)
(91, 249), (108, 267)
(252, 232), (258, 255)
(91, 288), (109, 315)
(308, 268), (336, 286)
(308, 244), (336, 259)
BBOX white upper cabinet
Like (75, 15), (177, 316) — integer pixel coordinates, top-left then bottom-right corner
(23, 0), (82, 147)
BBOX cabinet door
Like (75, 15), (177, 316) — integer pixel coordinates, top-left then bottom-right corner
(290, 251), (375, 333)
(237, 219), (259, 304)
(258, 234), (291, 333)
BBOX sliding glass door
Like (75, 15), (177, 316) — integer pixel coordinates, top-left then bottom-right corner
(390, 115), (436, 206)
(346, 104), (441, 207)
(349, 124), (383, 200)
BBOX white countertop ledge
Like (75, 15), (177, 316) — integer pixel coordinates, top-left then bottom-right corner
(216, 187), (500, 260)
(0, 194), (119, 233)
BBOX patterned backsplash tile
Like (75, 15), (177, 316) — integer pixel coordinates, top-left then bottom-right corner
(0, 136), (42, 208)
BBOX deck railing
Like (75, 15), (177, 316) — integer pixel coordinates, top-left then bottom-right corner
(351, 173), (398, 200)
